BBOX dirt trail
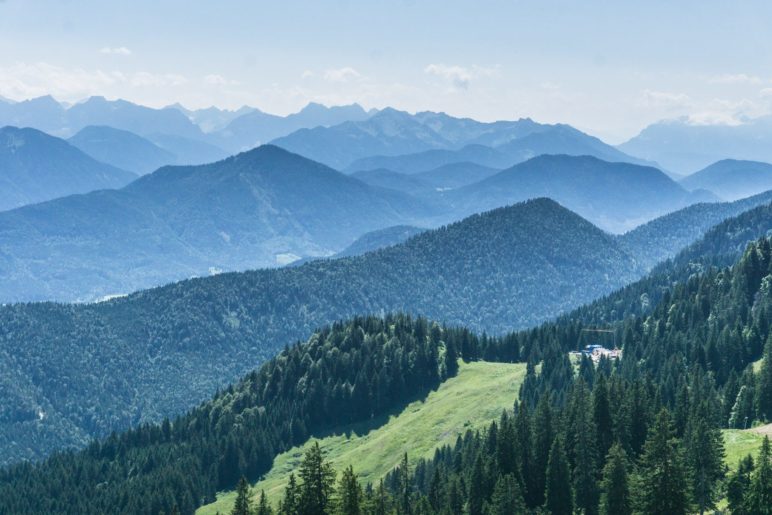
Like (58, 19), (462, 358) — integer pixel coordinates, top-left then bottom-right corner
(750, 423), (772, 436)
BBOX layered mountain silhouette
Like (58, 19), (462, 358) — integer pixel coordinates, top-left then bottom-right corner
(0, 145), (428, 303)
(213, 102), (373, 153)
(0, 198), (643, 463)
(346, 144), (512, 174)
(68, 125), (231, 173)
(0, 126), (137, 211)
(619, 115), (772, 173)
(275, 109), (654, 170)
(619, 190), (772, 269)
(680, 159), (772, 201)
(1, 148), (733, 301)
(445, 154), (718, 233)
(352, 162), (502, 196)
(168, 103), (257, 133)
(333, 224), (425, 257)
(68, 126), (176, 175)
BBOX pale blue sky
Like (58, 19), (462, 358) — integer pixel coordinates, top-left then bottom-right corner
(2, 0), (772, 142)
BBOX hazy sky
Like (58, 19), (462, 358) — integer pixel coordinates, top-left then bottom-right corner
(2, 0), (772, 142)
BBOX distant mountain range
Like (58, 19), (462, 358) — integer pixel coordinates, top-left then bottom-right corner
(4, 192), (772, 466)
(294, 224), (426, 264)
(346, 144), (513, 173)
(443, 154), (717, 233)
(680, 159), (772, 201)
(619, 115), (772, 173)
(619, 189), (772, 269)
(167, 103), (257, 133)
(0, 96), (375, 157)
(68, 125), (229, 174)
(0, 198), (643, 464)
(351, 162), (502, 196)
(0, 126), (136, 211)
(212, 102), (373, 153)
(0, 146), (737, 301)
(68, 126), (176, 175)
(273, 108), (653, 170)
(0, 145), (428, 303)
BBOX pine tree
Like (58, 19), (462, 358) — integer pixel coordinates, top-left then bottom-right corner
(743, 436), (772, 514)
(446, 475), (463, 515)
(443, 340), (459, 379)
(488, 473), (525, 515)
(256, 490), (273, 515)
(684, 409), (725, 515)
(467, 454), (485, 515)
(427, 467), (442, 512)
(397, 453), (412, 515)
(569, 380), (599, 515)
(232, 477), (253, 515)
(336, 465), (362, 515)
(599, 443), (630, 515)
(529, 396), (553, 507)
(757, 336), (772, 421)
(298, 442), (336, 515)
(727, 454), (754, 515)
(593, 374), (613, 468)
(634, 409), (690, 515)
(281, 473), (299, 515)
(544, 436), (573, 515)
(373, 479), (389, 515)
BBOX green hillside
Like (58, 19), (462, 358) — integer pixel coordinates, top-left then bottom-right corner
(198, 360), (526, 514)
(723, 426), (769, 469)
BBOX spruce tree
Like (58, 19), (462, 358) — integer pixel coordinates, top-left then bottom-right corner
(593, 373), (613, 468)
(232, 477), (253, 515)
(569, 380), (599, 515)
(544, 436), (573, 515)
(397, 453), (412, 515)
(727, 455), (754, 515)
(467, 454), (485, 515)
(336, 465), (362, 515)
(684, 410), (725, 515)
(281, 473), (299, 515)
(757, 336), (772, 421)
(634, 409), (690, 515)
(599, 443), (630, 515)
(530, 396), (553, 507)
(488, 473), (525, 515)
(743, 436), (772, 514)
(256, 490), (273, 515)
(298, 442), (336, 515)
(446, 475), (463, 515)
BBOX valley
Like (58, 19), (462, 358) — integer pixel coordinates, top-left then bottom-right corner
(3, 5), (772, 511)
(198, 361), (527, 514)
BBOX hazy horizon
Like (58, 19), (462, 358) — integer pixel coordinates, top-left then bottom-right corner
(3, 0), (772, 143)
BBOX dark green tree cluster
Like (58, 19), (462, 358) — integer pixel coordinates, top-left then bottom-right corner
(5, 234), (772, 514)
(0, 315), (462, 514)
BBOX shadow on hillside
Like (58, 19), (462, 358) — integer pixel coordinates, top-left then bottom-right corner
(313, 383), (443, 442)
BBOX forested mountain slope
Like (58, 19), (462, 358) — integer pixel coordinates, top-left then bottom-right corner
(448, 154), (716, 233)
(0, 126), (136, 211)
(680, 159), (772, 201)
(274, 109), (648, 170)
(0, 315), (512, 514)
(618, 190), (772, 269)
(0, 199), (640, 464)
(264, 236), (772, 515)
(565, 200), (772, 331)
(5, 235), (772, 514)
(0, 145), (428, 303)
(68, 125), (176, 175)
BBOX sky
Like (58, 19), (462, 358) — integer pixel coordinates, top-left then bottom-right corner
(2, 0), (772, 142)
